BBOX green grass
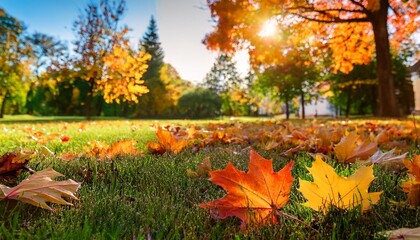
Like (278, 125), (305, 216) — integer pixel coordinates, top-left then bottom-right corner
(0, 119), (419, 239)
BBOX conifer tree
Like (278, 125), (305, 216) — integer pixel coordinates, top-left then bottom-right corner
(137, 15), (167, 117)
(202, 54), (242, 94)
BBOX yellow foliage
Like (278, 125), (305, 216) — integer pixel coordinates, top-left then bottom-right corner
(102, 45), (151, 103)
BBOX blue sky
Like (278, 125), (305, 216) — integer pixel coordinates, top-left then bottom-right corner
(0, 0), (249, 83)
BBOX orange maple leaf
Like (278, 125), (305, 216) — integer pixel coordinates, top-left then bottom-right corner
(147, 126), (188, 154)
(200, 150), (294, 228)
(402, 155), (420, 206)
(106, 139), (142, 158)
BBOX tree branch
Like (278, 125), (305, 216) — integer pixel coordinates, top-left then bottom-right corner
(290, 13), (370, 23)
(348, 0), (368, 12)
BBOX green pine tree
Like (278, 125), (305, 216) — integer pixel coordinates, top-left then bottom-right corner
(202, 54), (242, 94)
(136, 15), (167, 117)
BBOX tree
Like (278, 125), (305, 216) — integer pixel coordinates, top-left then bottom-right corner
(178, 88), (222, 119)
(102, 45), (150, 104)
(25, 32), (68, 114)
(160, 63), (192, 117)
(205, 0), (419, 117)
(136, 16), (167, 117)
(72, 0), (133, 118)
(202, 54), (242, 94)
(328, 63), (377, 117)
(202, 54), (247, 115)
(0, 8), (30, 118)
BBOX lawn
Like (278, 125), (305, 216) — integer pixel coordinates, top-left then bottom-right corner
(0, 118), (419, 239)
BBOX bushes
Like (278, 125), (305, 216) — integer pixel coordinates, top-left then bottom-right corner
(178, 88), (221, 119)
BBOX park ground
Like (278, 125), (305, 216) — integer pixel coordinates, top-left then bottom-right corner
(0, 116), (419, 239)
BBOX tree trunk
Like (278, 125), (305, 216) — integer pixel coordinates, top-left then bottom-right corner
(300, 91), (305, 119)
(96, 98), (103, 116)
(370, 0), (401, 117)
(285, 100), (290, 120)
(0, 90), (9, 118)
(346, 86), (352, 118)
(85, 79), (95, 120)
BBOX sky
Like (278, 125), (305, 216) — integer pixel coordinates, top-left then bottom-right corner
(0, 0), (249, 83)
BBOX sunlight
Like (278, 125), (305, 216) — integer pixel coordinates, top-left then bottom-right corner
(258, 18), (277, 37)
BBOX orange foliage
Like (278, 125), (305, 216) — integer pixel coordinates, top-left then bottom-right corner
(205, 0), (418, 73)
(200, 150), (294, 228)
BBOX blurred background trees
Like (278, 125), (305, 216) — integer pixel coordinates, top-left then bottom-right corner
(0, 0), (418, 119)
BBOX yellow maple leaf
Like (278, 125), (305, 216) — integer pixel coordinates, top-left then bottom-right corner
(298, 155), (382, 213)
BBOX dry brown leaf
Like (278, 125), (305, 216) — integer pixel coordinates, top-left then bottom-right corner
(379, 226), (420, 240)
(0, 168), (80, 210)
(186, 157), (212, 178)
(334, 132), (378, 163)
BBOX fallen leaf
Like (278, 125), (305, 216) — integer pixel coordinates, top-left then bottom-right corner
(187, 157), (212, 178)
(84, 140), (110, 159)
(378, 226), (420, 240)
(0, 150), (32, 179)
(298, 155), (382, 213)
(147, 126), (188, 154)
(106, 139), (142, 158)
(0, 168), (80, 210)
(200, 150), (294, 228)
(59, 152), (81, 161)
(402, 155), (420, 206)
(334, 132), (378, 163)
(38, 146), (55, 157)
(369, 148), (408, 164)
(60, 135), (71, 142)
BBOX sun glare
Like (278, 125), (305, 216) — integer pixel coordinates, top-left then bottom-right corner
(258, 18), (277, 37)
